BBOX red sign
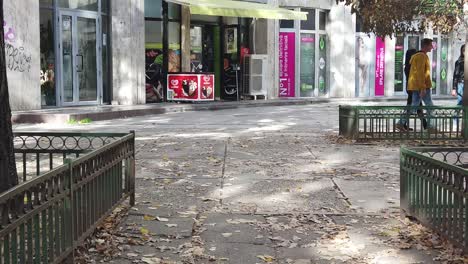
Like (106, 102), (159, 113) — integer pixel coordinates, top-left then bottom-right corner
(167, 74), (214, 101)
(199, 75), (215, 100)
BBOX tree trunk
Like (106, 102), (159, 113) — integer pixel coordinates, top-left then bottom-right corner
(0, 0), (18, 193)
(464, 3), (468, 107)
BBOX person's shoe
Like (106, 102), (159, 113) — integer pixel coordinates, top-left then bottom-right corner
(403, 125), (414, 131)
(395, 124), (408, 132)
(426, 127), (438, 134)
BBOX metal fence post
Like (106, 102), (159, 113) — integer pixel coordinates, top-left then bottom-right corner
(129, 131), (136, 206)
(63, 159), (75, 263)
(463, 106), (468, 141)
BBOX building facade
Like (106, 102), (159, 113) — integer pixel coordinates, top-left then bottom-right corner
(4, 0), (465, 111)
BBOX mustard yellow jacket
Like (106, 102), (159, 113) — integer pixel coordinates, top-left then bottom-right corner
(408, 52), (432, 91)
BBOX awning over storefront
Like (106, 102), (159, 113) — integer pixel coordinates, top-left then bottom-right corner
(165, 0), (307, 20)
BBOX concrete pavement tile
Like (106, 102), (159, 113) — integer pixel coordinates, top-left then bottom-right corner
(137, 157), (223, 179)
(195, 243), (277, 264)
(198, 213), (270, 244)
(329, 215), (437, 263)
(221, 179), (349, 214)
(124, 214), (194, 238)
(334, 179), (400, 213)
(108, 238), (191, 263)
(135, 178), (222, 213)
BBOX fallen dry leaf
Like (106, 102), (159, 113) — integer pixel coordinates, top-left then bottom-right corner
(257, 255), (275, 262)
(143, 215), (156, 221)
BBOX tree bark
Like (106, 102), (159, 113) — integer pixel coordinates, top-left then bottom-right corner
(464, 3), (468, 106)
(0, 0), (18, 193)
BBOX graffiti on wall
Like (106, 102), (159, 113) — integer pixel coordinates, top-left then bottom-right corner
(3, 21), (31, 73)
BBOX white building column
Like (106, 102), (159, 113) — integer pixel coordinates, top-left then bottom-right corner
(328, 2), (355, 98)
(4, 0), (41, 110)
(111, 0), (145, 105)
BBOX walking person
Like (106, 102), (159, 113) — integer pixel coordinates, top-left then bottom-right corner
(396, 38), (436, 133)
(452, 44), (465, 105)
(403, 49), (427, 130)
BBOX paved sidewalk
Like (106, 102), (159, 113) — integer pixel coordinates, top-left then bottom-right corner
(15, 101), (466, 263)
(11, 97), (453, 124)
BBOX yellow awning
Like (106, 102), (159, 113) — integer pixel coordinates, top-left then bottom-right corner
(165, 0), (307, 20)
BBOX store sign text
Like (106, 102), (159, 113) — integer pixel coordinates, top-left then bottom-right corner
(279, 32), (295, 97)
(374, 37), (385, 96)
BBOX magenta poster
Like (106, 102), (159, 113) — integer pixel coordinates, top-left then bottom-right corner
(279, 32), (295, 97)
(374, 37), (385, 96)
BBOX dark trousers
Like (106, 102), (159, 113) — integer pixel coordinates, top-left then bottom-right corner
(406, 90), (428, 129)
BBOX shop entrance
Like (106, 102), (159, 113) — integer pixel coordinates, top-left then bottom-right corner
(58, 11), (101, 106)
(190, 24), (222, 97)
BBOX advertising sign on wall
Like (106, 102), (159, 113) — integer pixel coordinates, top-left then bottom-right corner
(374, 37), (385, 96)
(167, 73), (215, 101)
(355, 33), (375, 97)
(279, 31), (295, 97)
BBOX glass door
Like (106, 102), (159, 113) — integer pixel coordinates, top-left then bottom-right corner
(59, 11), (100, 105)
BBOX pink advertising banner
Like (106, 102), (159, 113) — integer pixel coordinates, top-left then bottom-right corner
(279, 32), (295, 97)
(374, 37), (385, 96)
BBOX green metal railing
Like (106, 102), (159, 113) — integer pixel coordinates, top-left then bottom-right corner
(400, 146), (468, 251)
(339, 105), (468, 141)
(0, 132), (135, 263)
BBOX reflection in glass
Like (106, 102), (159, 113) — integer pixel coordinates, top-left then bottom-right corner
(301, 9), (315, 30)
(77, 17), (98, 101)
(144, 0), (162, 18)
(190, 26), (203, 72)
(145, 21), (164, 103)
(102, 15), (110, 103)
(40, 9), (56, 106)
(300, 33), (315, 97)
(168, 22), (181, 72)
(61, 15), (74, 103)
(58, 0), (98, 11)
(168, 3), (181, 19)
(319, 12), (326, 30)
(102, 0), (109, 13)
(408, 36), (419, 50)
(40, 0), (53, 7)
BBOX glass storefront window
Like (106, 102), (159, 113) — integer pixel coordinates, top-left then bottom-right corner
(40, 0), (53, 7)
(394, 36), (404, 92)
(300, 33), (315, 97)
(440, 37), (449, 95)
(102, 15), (110, 103)
(145, 20), (163, 103)
(301, 9), (315, 30)
(40, 9), (56, 106)
(144, 0), (162, 18)
(192, 14), (219, 23)
(145, 21), (163, 48)
(190, 26), (203, 72)
(318, 34), (328, 96)
(101, 0), (109, 13)
(431, 38), (438, 94)
(58, 0), (98, 11)
(355, 34), (373, 97)
(280, 20), (294, 29)
(319, 12), (326, 30)
(168, 22), (181, 72)
(168, 3), (181, 20)
(408, 36), (419, 50)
